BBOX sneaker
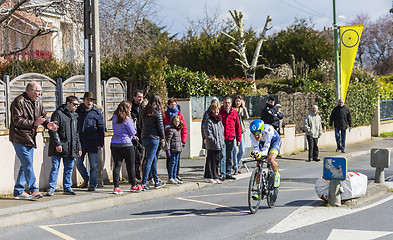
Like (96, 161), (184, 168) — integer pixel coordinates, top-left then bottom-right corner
(46, 189), (55, 196)
(87, 186), (96, 191)
(167, 178), (177, 184)
(205, 179), (216, 183)
(225, 175), (236, 180)
(131, 185), (144, 192)
(113, 188), (123, 194)
(80, 181), (88, 188)
(14, 192), (32, 200)
(252, 192), (260, 200)
(175, 178), (183, 184)
(215, 179), (223, 184)
(155, 181), (165, 189)
(64, 189), (76, 195)
(274, 171), (281, 188)
(143, 184), (152, 191)
(341, 149), (345, 153)
(32, 191), (43, 199)
(177, 176), (183, 181)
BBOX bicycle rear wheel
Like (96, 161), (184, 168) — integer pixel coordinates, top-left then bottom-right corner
(248, 167), (262, 214)
(267, 171), (279, 208)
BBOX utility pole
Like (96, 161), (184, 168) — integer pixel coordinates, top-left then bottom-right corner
(333, 0), (340, 101)
(84, 0), (101, 105)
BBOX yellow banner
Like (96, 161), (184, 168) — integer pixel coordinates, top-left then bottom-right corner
(340, 24), (363, 101)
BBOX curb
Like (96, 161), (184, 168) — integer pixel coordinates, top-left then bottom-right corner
(0, 173), (253, 229)
(0, 182), (208, 229)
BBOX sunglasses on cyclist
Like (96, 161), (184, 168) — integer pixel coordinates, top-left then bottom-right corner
(251, 130), (263, 135)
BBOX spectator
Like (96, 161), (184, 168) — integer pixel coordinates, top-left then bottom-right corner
(110, 101), (143, 194)
(47, 96), (82, 196)
(139, 93), (166, 190)
(201, 97), (219, 149)
(163, 98), (187, 182)
(219, 97), (241, 180)
(232, 95), (249, 175)
(75, 92), (105, 191)
(10, 81), (58, 200)
(166, 115), (184, 184)
(203, 101), (225, 184)
(130, 90), (144, 182)
(261, 96), (282, 132)
(304, 105), (323, 162)
(329, 99), (352, 153)
(274, 104), (284, 135)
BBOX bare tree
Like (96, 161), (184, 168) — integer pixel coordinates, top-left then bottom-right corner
(99, 0), (160, 57)
(222, 10), (272, 80)
(0, 0), (83, 58)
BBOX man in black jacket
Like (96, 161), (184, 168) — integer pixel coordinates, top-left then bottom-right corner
(46, 96), (82, 196)
(329, 99), (352, 153)
(75, 92), (105, 191)
(261, 96), (283, 132)
(131, 90), (144, 181)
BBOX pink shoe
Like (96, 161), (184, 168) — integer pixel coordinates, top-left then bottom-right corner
(131, 185), (143, 192)
(113, 188), (123, 195)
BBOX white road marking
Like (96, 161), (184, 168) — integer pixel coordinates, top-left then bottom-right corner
(267, 195), (393, 233)
(327, 229), (393, 240)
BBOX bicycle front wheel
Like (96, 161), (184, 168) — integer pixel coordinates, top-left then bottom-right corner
(267, 171), (279, 208)
(248, 167), (262, 214)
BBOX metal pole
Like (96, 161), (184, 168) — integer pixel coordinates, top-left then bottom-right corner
(333, 0), (340, 101)
(328, 180), (341, 206)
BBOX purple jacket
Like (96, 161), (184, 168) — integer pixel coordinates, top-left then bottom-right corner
(111, 115), (137, 144)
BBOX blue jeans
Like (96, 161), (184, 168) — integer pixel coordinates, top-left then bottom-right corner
(220, 147), (226, 177)
(232, 134), (244, 171)
(76, 152), (98, 188)
(221, 140), (235, 177)
(169, 152), (180, 179)
(12, 142), (39, 196)
(48, 156), (75, 192)
(334, 128), (346, 151)
(142, 138), (160, 185)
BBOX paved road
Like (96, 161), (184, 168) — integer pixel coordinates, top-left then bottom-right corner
(1, 153), (393, 240)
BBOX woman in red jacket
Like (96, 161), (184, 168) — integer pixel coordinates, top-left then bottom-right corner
(163, 98), (187, 182)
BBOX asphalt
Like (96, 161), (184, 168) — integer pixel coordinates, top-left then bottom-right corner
(1, 137), (393, 229)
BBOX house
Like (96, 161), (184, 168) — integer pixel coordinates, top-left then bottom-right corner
(0, 0), (84, 63)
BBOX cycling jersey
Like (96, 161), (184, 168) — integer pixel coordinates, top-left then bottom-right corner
(250, 124), (281, 156)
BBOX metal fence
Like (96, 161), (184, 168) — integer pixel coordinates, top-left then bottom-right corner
(1, 73), (127, 130)
(191, 92), (320, 133)
(380, 100), (393, 121)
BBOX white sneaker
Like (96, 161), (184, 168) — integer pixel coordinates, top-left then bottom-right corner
(215, 179), (223, 184)
(205, 179), (216, 183)
(175, 178), (183, 184)
(167, 178), (177, 184)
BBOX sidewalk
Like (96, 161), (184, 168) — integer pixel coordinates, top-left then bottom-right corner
(1, 137), (393, 228)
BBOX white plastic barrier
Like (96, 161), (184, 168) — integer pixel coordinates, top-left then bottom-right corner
(315, 172), (368, 201)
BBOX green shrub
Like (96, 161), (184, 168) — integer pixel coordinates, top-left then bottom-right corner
(0, 57), (82, 80)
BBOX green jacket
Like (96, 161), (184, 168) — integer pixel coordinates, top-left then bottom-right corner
(304, 112), (322, 138)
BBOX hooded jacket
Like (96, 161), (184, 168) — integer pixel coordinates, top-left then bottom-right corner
(163, 109), (187, 143)
(261, 102), (282, 130)
(76, 104), (105, 153)
(48, 104), (81, 157)
(219, 106), (242, 142)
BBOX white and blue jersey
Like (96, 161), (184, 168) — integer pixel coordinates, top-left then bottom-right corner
(250, 124), (281, 156)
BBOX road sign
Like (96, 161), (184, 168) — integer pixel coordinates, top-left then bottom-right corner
(323, 157), (347, 180)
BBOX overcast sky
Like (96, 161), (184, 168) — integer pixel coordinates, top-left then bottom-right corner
(154, 0), (391, 36)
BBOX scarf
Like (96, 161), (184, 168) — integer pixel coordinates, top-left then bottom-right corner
(208, 111), (221, 122)
(167, 106), (179, 119)
(82, 103), (94, 112)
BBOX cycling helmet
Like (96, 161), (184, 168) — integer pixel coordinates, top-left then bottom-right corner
(250, 119), (265, 135)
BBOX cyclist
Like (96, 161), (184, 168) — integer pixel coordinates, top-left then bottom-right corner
(249, 119), (281, 189)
